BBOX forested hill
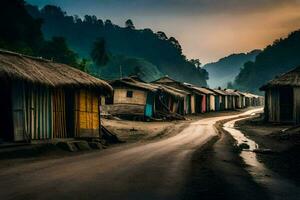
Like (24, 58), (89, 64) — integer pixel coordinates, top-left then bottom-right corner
(203, 50), (260, 88)
(26, 4), (208, 85)
(233, 30), (300, 94)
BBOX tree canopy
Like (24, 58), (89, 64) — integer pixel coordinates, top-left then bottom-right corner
(26, 4), (208, 86)
(0, 0), (85, 71)
(233, 30), (300, 93)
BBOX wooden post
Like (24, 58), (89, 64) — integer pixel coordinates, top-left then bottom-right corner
(98, 96), (102, 139)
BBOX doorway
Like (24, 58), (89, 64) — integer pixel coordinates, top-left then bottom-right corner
(0, 79), (13, 141)
(280, 87), (293, 122)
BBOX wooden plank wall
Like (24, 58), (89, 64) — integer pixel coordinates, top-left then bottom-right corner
(267, 88), (280, 122)
(52, 89), (67, 138)
(75, 90), (100, 138)
(11, 82), (53, 141)
(11, 82), (26, 141)
(29, 86), (52, 140)
(190, 95), (195, 114)
(114, 89), (147, 105)
(293, 87), (300, 124)
(210, 95), (215, 111)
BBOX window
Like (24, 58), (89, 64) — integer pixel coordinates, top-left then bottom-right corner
(126, 90), (133, 98)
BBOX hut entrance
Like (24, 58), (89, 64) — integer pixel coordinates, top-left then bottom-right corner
(0, 80), (13, 141)
(280, 87), (293, 122)
(195, 95), (202, 113)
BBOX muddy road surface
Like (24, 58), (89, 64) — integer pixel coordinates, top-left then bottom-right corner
(0, 109), (262, 200)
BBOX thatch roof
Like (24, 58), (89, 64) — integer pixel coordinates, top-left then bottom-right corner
(111, 77), (186, 98)
(153, 76), (206, 96)
(110, 78), (158, 92)
(223, 89), (240, 96)
(260, 66), (300, 90)
(152, 83), (189, 98)
(191, 86), (215, 95)
(211, 89), (228, 96)
(0, 49), (112, 94)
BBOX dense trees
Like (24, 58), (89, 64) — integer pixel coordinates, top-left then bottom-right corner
(125, 19), (135, 29)
(233, 30), (300, 93)
(203, 50), (261, 88)
(25, 4), (208, 86)
(90, 38), (109, 67)
(0, 0), (43, 55)
(0, 0), (85, 71)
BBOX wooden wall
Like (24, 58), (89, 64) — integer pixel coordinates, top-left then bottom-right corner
(11, 82), (53, 141)
(75, 90), (100, 138)
(191, 95), (195, 114)
(266, 88), (280, 122)
(293, 87), (300, 124)
(52, 89), (67, 138)
(113, 88), (147, 105)
(210, 95), (215, 111)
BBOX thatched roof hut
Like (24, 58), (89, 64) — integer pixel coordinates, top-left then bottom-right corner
(0, 49), (112, 142)
(260, 66), (300, 124)
(260, 66), (300, 90)
(0, 49), (112, 94)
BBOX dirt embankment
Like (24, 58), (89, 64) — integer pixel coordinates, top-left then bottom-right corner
(102, 119), (190, 143)
(236, 115), (300, 184)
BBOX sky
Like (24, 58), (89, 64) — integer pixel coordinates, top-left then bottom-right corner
(27, 0), (300, 63)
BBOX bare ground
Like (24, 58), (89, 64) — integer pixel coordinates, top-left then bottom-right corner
(183, 114), (271, 200)
(236, 116), (300, 185)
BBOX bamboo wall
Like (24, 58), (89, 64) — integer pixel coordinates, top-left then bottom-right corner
(113, 89), (147, 105)
(75, 90), (100, 138)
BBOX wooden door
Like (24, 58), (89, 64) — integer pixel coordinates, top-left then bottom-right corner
(280, 87), (293, 122)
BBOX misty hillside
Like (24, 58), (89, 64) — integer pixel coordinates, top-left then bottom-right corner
(203, 50), (261, 88)
(233, 30), (300, 94)
(92, 56), (163, 82)
(26, 4), (208, 86)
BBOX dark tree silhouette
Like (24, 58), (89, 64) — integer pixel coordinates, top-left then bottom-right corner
(125, 19), (135, 29)
(91, 38), (109, 67)
(25, 4), (209, 86)
(233, 30), (300, 93)
(39, 37), (78, 66)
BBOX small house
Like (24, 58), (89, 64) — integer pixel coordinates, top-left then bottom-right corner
(260, 66), (300, 123)
(106, 77), (185, 119)
(0, 50), (112, 142)
(153, 76), (206, 114)
(189, 85), (216, 112)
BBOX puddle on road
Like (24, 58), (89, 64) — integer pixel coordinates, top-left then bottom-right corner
(223, 117), (300, 200)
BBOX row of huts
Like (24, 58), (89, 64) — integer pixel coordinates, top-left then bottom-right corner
(103, 76), (264, 120)
(0, 49), (263, 143)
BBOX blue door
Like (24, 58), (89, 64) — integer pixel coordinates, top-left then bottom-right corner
(145, 92), (154, 117)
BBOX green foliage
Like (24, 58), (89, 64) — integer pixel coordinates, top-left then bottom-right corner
(39, 37), (79, 66)
(0, 0), (86, 72)
(0, 0), (43, 55)
(234, 30), (300, 93)
(93, 55), (163, 82)
(125, 19), (135, 29)
(26, 4), (208, 86)
(90, 38), (109, 67)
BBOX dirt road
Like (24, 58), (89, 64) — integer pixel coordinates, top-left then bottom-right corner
(0, 109), (262, 200)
